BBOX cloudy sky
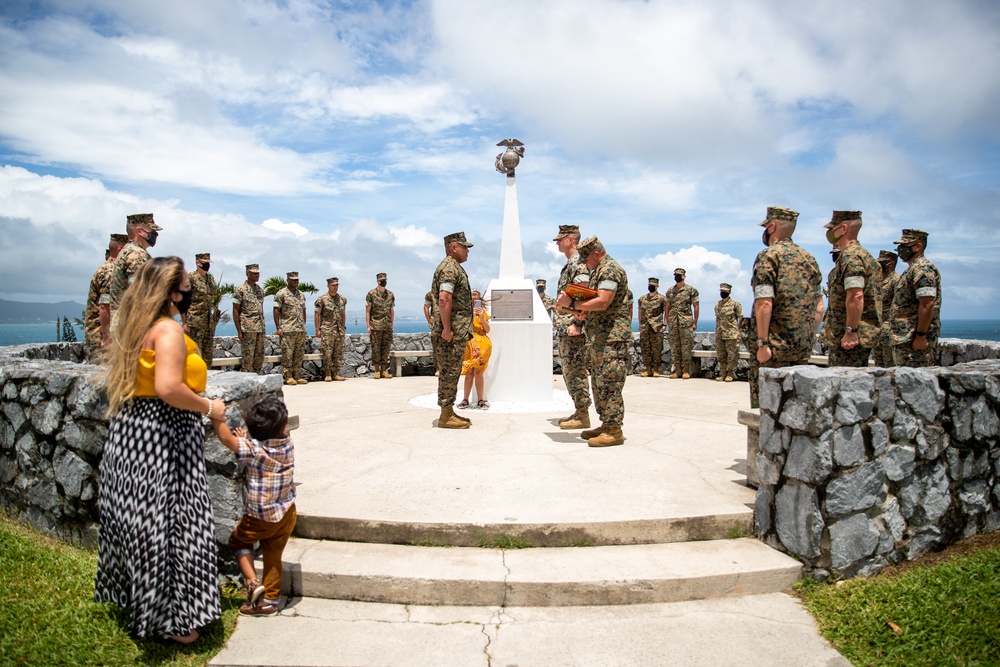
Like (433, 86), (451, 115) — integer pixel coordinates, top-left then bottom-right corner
(1, 0), (998, 322)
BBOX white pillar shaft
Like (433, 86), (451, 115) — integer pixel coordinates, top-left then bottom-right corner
(498, 175), (524, 279)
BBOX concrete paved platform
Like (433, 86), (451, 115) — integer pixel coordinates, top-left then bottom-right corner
(210, 595), (849, 667)
(287, 374), (757, 545)
(281, 537), (802, 606)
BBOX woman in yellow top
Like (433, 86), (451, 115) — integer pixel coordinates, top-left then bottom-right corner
(458, 290), (492, 410)
(95, 256), (226, 645)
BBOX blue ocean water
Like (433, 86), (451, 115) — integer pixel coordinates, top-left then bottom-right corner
(2, 319), (999, 347)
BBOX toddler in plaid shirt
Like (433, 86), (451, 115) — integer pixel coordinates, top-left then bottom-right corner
(213, 394), (296, 616)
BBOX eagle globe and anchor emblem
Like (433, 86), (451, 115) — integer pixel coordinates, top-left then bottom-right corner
(494, 138), (524, 176)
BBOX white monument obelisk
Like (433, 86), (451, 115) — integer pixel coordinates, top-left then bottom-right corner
(482, 140), (554, 403)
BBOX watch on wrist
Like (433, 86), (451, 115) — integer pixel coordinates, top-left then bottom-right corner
(844, 326), (858, 333)
(569, 299), (576, 310)
(915, 330), (927, 337)
(757, 338), (769, 347)
(573, 319), (585, 328)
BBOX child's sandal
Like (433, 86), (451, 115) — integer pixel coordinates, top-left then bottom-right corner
(477, 400), (490, 410)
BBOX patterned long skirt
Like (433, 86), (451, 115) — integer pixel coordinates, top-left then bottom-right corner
(94, 398), (221, 638)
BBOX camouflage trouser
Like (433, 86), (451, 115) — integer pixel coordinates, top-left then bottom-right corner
(433, 334), (466, 407)
(639, 325), (663, 373)
(716, 338), (739, 375)
(667, 316), (694, 373)
(241, 332), (265, 374)
(828, 345), (871, 367)
(741, 317), (759, 408)
(589, 341), (628, 428)
(280, 332), (305, 379)
(558, 334), (592, 411)
(873, 325), (893, 367)
(370, 328), (393, 371)
(320, 330), (345, 377)
(893, 342), (937, 368)
(189, 322), (215, 362)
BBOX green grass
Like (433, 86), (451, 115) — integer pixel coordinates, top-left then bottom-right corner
(797, 544), (1000, 667)
(1, 512), (243, 666)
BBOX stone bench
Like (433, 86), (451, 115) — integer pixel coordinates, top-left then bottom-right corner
(211, 353), (322, 369)
(389, 349), (434, 377)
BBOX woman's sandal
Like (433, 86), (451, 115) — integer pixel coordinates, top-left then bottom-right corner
(477, 400), (490, 410)
(170, 629), (199, 645)
(456, 399), (470, 409)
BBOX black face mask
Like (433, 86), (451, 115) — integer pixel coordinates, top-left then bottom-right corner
(648, 285), (657, 293)
(145, 230), (158, 247)
(720, 291), (730, 299)
(378, 280), (387, 287)
(831, 251), (841, 263)
(673, 274), (683, 283)
(176, 289), (193, 314)
(762, 229), (770, 247)
(537, 287), (544, 293)
(200, 263), (210, 272)
(897, 245), (915, 262)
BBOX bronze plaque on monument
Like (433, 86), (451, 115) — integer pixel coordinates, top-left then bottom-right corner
(490, 289), (534, 321)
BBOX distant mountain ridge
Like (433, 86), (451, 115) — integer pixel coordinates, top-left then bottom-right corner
(0, 299), (86, 323)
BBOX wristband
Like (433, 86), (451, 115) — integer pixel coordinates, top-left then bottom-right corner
(757, 339), (769, 347)
(206, 399), (214, 419)
(569, 299), (576, 310)
(915, 331), (927, 337)
(844, 326), (857, 333)
(573, 319), (585, 328)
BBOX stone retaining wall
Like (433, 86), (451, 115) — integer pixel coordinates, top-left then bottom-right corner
(752, 359), (1000, 580)
(0, 342), (282, 571)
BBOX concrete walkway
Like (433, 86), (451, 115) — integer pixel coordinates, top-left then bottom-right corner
(210, 374), (849, 667)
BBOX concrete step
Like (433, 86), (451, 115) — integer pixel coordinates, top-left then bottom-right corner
(280, 537), (802, 607)
(294, 509), (754, 547)
(210, 594), (850, 667)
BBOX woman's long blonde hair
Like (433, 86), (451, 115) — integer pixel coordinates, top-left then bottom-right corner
(100, 256), (186, 416)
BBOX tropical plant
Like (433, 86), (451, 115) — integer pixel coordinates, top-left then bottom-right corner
(262, 276), (318, 296)
(212, 275), (235, 326)
(60, 316), (77, 342)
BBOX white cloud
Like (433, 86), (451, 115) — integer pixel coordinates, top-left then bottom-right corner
(632, 246), (751, 308)
(261, 218), (310, 237)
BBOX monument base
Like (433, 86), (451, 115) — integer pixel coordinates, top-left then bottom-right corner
(481, 277), (553, 404)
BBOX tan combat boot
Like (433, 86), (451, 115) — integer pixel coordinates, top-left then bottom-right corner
(284, 374), (296, 386)
(324, 374), (332, 382)
(373, 368), (381, 379)
(334, 375), (346, 381)
(724, 374), (733, 382)
(588, 427), (624, 447)
(581, 424), (609, 440)
(559, 409), (590, 430)
(652, 370), (661, 378)
(681, 372), (691, 379)
(382, 369), (393, 379)
(641, 370), (651, 377)
(438, 405), (471, 429)
(715, 375), (725, 382)
(668, 371), (679, 379)
(297, 375), (308, 384)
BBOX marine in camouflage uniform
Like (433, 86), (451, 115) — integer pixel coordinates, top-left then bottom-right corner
(85, 233), (127, 351)
(873, 250), (900, 367)
(109, 213), (161, 330)
(556, 236), (630, 447)
(314, 277), (348, 381)
(637, 277), (666, 376)
(536, 279), (556, 319)
(552, 225), (592, 430)
(665, 269), (699, 379)
(366, 273), (396, 378)
(889, 229), (941, 368)
(431, 232), (475, 429)
(714, 283), (743, 381)
(233, 264), (266, 374)
(750, 206), (823, 409)
(822, 212), (882, 367)
(274, 272), (308, 385)
(186, 253), (218, 361)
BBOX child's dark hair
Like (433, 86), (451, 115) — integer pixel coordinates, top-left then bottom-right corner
(244, 395), (288, 441)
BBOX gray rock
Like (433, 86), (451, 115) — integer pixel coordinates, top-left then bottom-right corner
(3, 401), (26, 434)
(834, 375), (875, 425)
(916, 424), (948, 460)
(778, 397), (809, 431)
(869, 419), (889, 456)
(892, 407), (919, 442)
(66, 378), (107, 419)
(53, 448), (92, 498)
(759, 413), (783, 454)
(876, 376), (895, 421)
(898, 462), (951, 525)
(883, 445), (916, 482)
(896, 367), (944, 422)
(43, 371), (75, 397)
(971, 395), (1000, 439)
(15, 431), (39, 471)
(62, 419), (106, 457)
(754, 485), (773, 537)
(754, 453), (780, 485)
(27, 479), (61, 513)
(760, 378), (783, 412)
(906, 526), (943, 560)
(775, 483), (824, 558)
(825, 461), (885, 517)
(791, 365), (837, 407)
(833, 424), (865, 468)
(19, 383), (45, 406)
(880, 497), (906, 542)
(30, 399), (63, 436)
(784, 434), (832, 484)
(958, 480), (990, 515)
(829, 513), (880, 568)
(1, 380), (15, 400)
(0, 456), (17, 484)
